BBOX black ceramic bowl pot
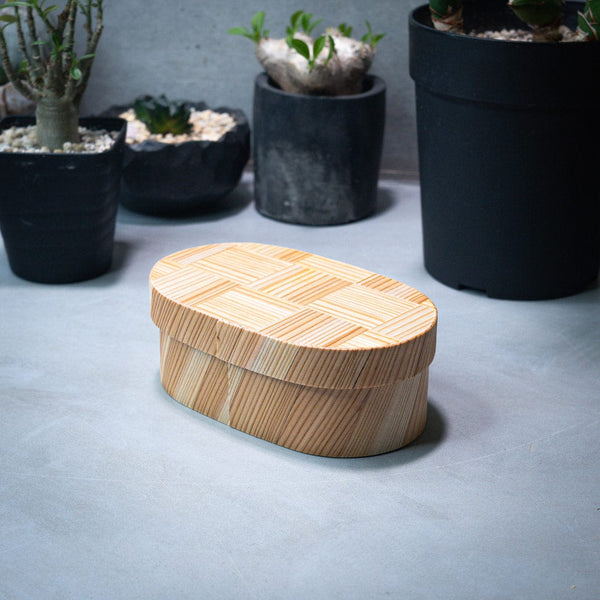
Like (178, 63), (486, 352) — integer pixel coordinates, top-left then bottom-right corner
(105, 103), (250, 216)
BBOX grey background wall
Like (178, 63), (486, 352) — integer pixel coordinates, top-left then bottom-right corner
(81, 0), (425, 178)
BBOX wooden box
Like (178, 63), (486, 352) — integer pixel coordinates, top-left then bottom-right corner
(150, 243), (437, 457)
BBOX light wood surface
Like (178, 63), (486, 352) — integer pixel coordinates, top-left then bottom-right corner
(150, 243), (437, 457)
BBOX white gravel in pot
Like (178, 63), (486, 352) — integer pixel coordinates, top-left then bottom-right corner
(0, 125), (118, 153)
(119, 108), (237, 145)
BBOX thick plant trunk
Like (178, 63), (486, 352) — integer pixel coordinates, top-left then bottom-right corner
(35, 100), (80, 151)
(255, 33), (374, 96)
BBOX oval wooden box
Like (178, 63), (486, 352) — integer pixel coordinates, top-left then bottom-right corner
(150, 243), (437, 457)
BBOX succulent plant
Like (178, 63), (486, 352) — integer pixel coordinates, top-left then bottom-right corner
(429, 0), (464, 32)
(429, 0), (600, 41)
(229, 10), (385, 96)
(133, 95), (192, 136)
(508, 0), (565, 40)
(577, 0), (600, 39)
(0, 0), (104, 151)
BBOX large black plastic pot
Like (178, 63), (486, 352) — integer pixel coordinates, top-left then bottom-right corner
(409, 1), (600, 300)
(105, 104), (250, 215)
(253, 72), (386, 226)
(0, 116), (126, 284)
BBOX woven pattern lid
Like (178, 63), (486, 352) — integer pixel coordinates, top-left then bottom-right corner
(150, 243), (437, 390)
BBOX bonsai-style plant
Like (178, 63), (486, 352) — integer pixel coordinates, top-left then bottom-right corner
(228, 10), (386, 226)
(103, 93), (250, 216)
(409, 0), (600, 300)
(429, 0), (600, 40)
(0, 0), (104, 150)
(0, 0), (126, 284)
(229, 10), (384, 95)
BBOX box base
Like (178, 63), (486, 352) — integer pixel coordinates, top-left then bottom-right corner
(159, 332), (429, 458)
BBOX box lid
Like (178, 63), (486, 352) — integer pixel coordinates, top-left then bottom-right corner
(150, 243), (437, 390)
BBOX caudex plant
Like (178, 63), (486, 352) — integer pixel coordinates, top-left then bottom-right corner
(132, 95), (192, 136)
(429, 0), (600, 41)
(229, 10), (385, 95)
(0, 0), (104, 151)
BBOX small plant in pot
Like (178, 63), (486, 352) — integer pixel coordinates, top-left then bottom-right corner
(409, 0), (600, 300)
(0, 0), (126, 284)
(104, 94), (250, 216)
(229, 10), (386, 226)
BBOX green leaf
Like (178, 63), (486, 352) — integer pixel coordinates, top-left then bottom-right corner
(0, 14), (18, 23)
(361, 20), (386, 46)
(228, 26), (251, 36)
(290, 9), (304, 31)
(326, 34), (335, 63)
(42, 4), (57, 18)
(230, 11), (266, 43)
(578, 0), (600, 40)
(337, 22), (353, 37)
(70, 66), (82, 80)
(300, 12), (313, 30)
(508, 0), (563, 27)
(290, 38), (310, 61)
(0, 1), (33, 8)
(313, 35), (326, 60)
(250, 11), (265, 33)
(370, 33), (386, 46)
(228, 26), (259, 42)
(305, 17), (322, 34)
(51, 31), (62, 49)
(429, 0), (463, 20)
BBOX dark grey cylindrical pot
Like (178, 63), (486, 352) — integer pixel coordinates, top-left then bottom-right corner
(409, 2), (600, 300)
(253, 72), (386, 226)
(0, 116), (126, 284)
(105, 104), (250, 216)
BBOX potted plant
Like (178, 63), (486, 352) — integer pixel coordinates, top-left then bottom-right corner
(229, 10), (386, 226)
(0, 0), (126, 284)
(409, 0), (600, 300)
(103, 94), (250, 216)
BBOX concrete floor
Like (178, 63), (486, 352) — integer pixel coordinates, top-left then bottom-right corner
(1, 174), (599, 599)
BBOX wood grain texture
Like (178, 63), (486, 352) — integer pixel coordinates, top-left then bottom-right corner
(160, 332), (429, 457)
(150, 243), (437, 456)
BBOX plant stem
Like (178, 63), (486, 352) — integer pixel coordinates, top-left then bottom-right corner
(35, 99), (79, 151)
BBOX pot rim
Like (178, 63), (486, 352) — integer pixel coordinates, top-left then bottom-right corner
(409, 1), (591, 47)
(409, 2), (600, 106)
(254, 71), (386, 101)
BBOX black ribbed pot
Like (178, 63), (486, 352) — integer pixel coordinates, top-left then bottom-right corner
(104, 104), (250, 216)
(253, 72), (386, 226)
(409, 1), (600, 300)
(0, 116), (126, 284)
